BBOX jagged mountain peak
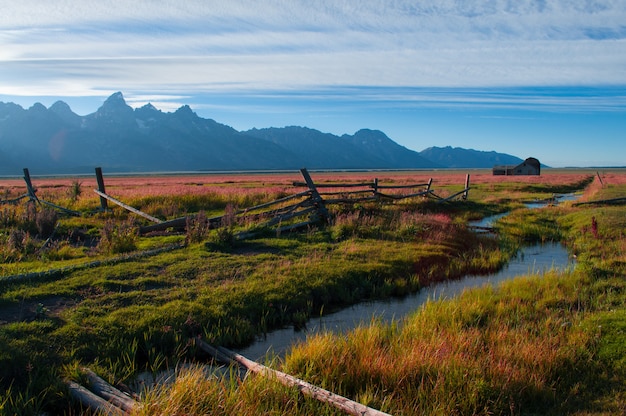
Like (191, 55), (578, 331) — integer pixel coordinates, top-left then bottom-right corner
(93, 92), (134, 121)
(104, 91), (126, 106)
(174, 105), (196, 116)
(140, 103), (158, 111)
(0, 92), (524, 174)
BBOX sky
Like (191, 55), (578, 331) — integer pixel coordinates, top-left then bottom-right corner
(1, 1), (625, 168)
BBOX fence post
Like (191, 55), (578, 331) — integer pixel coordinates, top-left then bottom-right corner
(94, 167), (108, 211)
(23, 168), (40, 204)
(463, 174), (470, 200)
(596, 171), (604, 187)
(299, 168), (331, 222)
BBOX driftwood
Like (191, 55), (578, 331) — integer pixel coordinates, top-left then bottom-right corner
(198, 340), (392, 416)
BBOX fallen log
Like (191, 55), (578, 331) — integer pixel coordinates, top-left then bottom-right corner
(66, 381), (126, 416)
(82, 368), (138, 412)
(197, 339), (392, 416)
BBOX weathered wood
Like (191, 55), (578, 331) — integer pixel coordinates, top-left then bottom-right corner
(82, 368), (138, 412)
(437, 188), (470, 203)
(376, 189), (431, 200)
(375, 182), (431, 189)
(23, 168), (40, 204)
(66, 381), (126, 416)
(94, 189), (163, 223)
(95, 167), (109, 211)
(324, 196), (378, 204)
(0, 193), (29, 204)
(240, 190), (312, 213)
(295, 180), (430, 190)
(39, 198), (81, 216)
(139, 192), (313, 235)
(463, 174), (470, 200)
(264, 206), (318, 227)
(293, 181), (376, 188)
(139, 212), (227, 234)
(197, 340), (392, 416)
(299, 168), (331, 222)
(22, 168), (80, 215)
(319, 189), (373, 197)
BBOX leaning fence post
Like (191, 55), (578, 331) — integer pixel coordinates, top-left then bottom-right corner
(596, 171), (604, 188)
(299, 168), (331, 222)
(463, 174), (470, 200)
(95, 167), (108, 211)
(23, 168), (40, 204)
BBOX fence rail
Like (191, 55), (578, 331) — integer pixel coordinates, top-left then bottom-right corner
(4, 167), (470, 239)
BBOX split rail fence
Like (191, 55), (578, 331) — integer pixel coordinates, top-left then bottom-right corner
(4, 167), (471, 239)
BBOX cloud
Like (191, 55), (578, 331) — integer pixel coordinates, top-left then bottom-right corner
(1, 0), (625, 101)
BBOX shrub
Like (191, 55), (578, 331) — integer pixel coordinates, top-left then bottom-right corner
(67, 180), (82, 201)
(185, 211), (211, 244)
(98, 218), (138, 254)
(35, 208), (58, 238)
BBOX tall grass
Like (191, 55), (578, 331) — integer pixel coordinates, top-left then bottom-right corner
(0, 171), (612, 414)
(284, 269), (595, 415)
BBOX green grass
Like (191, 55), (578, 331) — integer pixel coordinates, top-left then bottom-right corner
(274, 179), (626, 415)
(0, 174), (610, 414)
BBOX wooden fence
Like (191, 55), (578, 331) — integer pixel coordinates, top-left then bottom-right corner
(3, 167), (470, 239)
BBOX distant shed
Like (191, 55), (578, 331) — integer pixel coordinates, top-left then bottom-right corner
(493, 157), (541, 176)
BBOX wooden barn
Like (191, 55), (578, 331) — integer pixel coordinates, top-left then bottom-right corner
(493, 157), (541, 176)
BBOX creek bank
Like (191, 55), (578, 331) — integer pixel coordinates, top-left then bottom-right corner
(237, 241), (575, 361)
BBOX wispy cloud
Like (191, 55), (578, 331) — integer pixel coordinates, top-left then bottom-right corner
(1, 0), (625, 103)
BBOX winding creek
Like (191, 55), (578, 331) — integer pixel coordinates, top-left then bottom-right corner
(237, 198), (578, 361)
(133, 194), (580, 390)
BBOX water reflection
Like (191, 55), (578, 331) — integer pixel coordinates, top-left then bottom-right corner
(238, 242), (575, 361)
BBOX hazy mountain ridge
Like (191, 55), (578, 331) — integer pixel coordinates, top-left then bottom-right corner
(0, 92), (522, 175)
(419, 146), (523, 169)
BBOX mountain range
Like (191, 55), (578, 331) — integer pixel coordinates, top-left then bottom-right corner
(0, 92), (525, 175)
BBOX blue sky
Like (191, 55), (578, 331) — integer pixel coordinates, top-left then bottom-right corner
(1, 1), (625, 167)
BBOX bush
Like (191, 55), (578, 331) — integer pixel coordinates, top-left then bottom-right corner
(185, 211), (211, 244)
(98, 219), (138, 254)
(35, 208), (58, 238)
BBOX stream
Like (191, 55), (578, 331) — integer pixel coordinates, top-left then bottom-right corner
(134, 194), (578, 390)
(236, 196), (579, 361)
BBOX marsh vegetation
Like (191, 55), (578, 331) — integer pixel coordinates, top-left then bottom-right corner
(1, 169), (624, 415)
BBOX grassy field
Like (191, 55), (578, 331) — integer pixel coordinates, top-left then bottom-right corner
(0, 168), (622, 414)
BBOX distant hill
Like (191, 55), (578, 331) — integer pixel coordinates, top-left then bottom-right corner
(0, 92), (522, 175)
(419, 146), (524, 169)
